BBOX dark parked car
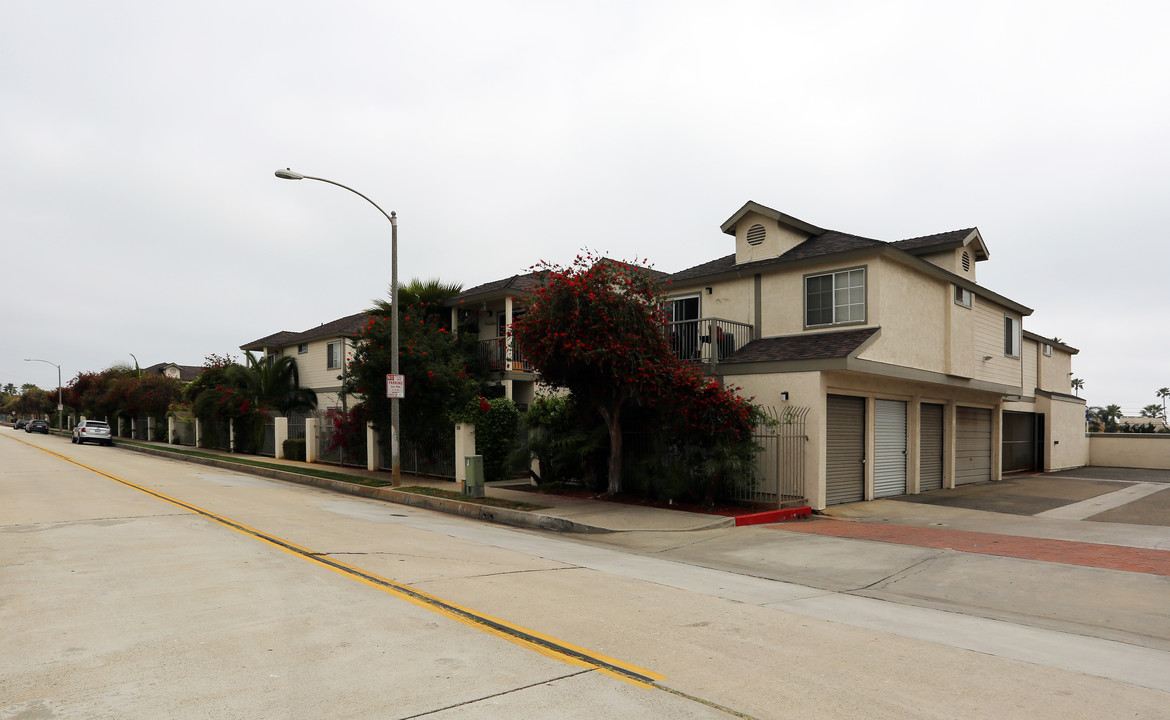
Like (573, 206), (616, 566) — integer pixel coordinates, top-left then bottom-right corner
(13, 419), (28, 430)
(26, 419), (49, 434)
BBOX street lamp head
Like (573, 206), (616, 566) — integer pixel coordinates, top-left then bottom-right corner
(275, 168), (305, 180)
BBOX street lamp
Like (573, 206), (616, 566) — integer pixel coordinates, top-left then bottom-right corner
(24, 358), (63, 431)
(274, 168), (401, 486)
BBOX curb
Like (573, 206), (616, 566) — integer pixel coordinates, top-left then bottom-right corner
(117, 443), (614, 534)
(734, 507), (813, 526)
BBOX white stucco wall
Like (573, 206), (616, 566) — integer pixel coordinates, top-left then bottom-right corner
(1089, 434), (1170, 470)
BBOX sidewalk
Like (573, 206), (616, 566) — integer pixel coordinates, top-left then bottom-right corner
(114, 439), (735, 533)
(114, 438), (1170, 578)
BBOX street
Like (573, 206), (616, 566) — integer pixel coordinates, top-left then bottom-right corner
(4, 431), (1170, 719)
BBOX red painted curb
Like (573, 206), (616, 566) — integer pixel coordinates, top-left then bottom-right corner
(735, 507), (812, 526)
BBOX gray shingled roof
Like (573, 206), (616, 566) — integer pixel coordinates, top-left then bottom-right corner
(726, 328), (878, 363)
(241, 312), (370, 351)
(667, 231), (885, 283)
(449, 260), (669, 304)
(890, 228), (977, 254)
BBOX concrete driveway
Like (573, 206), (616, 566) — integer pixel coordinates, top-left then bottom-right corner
(886, 467), (1170, 526)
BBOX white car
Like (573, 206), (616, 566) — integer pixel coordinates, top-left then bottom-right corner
(72, 420), (113, 446)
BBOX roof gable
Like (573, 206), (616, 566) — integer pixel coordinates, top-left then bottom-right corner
(720, 201), (825, 237)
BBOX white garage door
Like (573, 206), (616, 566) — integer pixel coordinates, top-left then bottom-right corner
(874, 400), (907, 498)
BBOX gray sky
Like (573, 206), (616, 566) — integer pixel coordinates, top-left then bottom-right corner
(3, 1), (1167, 414)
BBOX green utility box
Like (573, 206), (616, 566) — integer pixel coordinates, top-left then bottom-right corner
(462, 455), (485, 498)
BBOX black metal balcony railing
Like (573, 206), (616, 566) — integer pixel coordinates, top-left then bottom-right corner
(667, 318), (753, 366)
(477, 338), (534, 373)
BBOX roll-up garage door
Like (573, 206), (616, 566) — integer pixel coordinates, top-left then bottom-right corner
(955, 406), (992, 485)
(874, 400), (907, 498)
(919, 403), (944, 492)
(1002, 411), (1040, 473)
(826, 395), (865, 505)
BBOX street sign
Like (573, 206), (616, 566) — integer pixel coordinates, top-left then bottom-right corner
(386, 374), (405, 399)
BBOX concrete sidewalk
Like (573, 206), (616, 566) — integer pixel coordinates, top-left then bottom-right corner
(114, 438), (1170, 565)
(113, 439), (735, 533)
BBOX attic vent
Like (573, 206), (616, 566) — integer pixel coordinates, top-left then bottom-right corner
(746, 224), (766, 246)
(961, 251), (971, 272)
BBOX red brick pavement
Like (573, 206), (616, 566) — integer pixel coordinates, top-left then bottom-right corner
(772, 519), (1170, 577)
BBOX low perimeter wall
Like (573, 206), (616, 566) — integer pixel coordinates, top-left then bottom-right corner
(1088, 433), (1170, 470)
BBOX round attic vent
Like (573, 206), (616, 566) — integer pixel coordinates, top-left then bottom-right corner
(746, 224), (766, 246)
(961, 251), (971, 272)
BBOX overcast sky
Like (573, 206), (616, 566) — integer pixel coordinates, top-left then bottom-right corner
(3, 1), (1167, 414)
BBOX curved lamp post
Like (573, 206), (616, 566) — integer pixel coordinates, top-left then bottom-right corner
(24, 358), (62, 431)
(275, 168), (401, 486)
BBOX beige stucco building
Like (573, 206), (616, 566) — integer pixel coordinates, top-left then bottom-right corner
(668, 201), (1087, 509)
(240, 312), (367, 412)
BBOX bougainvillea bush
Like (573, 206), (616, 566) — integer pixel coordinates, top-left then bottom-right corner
(343, 307), (488, 457)
(511, 251), (763, 499)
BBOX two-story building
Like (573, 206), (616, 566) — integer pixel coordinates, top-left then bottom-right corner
(666, 201), (1086, 509)
(449, 201), (1087, 509)
(239, 312), (368, 412)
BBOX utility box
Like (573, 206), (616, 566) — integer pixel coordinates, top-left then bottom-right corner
(462, 455), (485, 497)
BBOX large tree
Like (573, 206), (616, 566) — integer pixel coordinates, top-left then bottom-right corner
(346, 285), (484, 447)
(512, 252), (760, 496)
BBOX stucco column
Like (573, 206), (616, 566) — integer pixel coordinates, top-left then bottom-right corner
(229, 418), (236, 453)
(992, 402), (1004, 481)
(366, 421), (380, 471)
(943, 402), (957, 489)
(907, 399), (921, 494)
(305, 417), (319, 463)
(274, 416), (288, 459)
(168, 416), (175, 444)
(455, 423), (476, 483)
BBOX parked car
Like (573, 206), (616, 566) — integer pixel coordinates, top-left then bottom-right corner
(26, 419), (49, 434)
(72, 420), (113, 446)
(14, 419), (28, 430)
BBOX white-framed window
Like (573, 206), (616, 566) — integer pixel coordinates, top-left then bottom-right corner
(298, 343), (308, 354)
(1004, 317), (1021, 357)
(327, 341), (343, 370)
(806, 268), (866, 327)
(954, 285), (972, 308)
(1042, 343), (1053, 357)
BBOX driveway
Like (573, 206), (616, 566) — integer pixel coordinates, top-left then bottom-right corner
(888, 467), (1170, 526)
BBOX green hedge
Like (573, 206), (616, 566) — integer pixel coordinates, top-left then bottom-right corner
(283, 438), (306, 461)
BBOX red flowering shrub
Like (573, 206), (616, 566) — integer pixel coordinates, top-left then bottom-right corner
(512, 251), (762, 497)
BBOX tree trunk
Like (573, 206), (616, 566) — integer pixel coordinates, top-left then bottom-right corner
(599, 403), (622, 496)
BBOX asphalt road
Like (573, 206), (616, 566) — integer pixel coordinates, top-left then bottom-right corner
(4, 431), (1170, 719)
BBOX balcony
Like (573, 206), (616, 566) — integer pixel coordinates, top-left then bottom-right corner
(667, 318), (753, 368)
(476, 338), (534, 373)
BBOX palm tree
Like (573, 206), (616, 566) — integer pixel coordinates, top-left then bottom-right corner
(1140, 404), (1165, 419)
(1158, 387), (1170, 421)
(1089, 404), (1123, 432)
(1071, 378), (1084, 396)
(234, 353), (317, 416)
(368, 278), (463, 324)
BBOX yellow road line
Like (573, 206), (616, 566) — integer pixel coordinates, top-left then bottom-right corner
(13, 436), (666, 687)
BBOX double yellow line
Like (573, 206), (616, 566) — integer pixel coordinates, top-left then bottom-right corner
(14, 436), (664, 687)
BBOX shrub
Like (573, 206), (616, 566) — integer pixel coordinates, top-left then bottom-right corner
(283, 438), (306, 461)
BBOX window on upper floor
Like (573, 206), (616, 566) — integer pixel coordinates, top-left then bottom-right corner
(1042, 343), (1053, 357)
(298, 343), (308, 354)
(327, 341), (342, 370)
(805, 268), (866, 327)
(1004, 317), (1021, 357)
(954, 285), (972, 308)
